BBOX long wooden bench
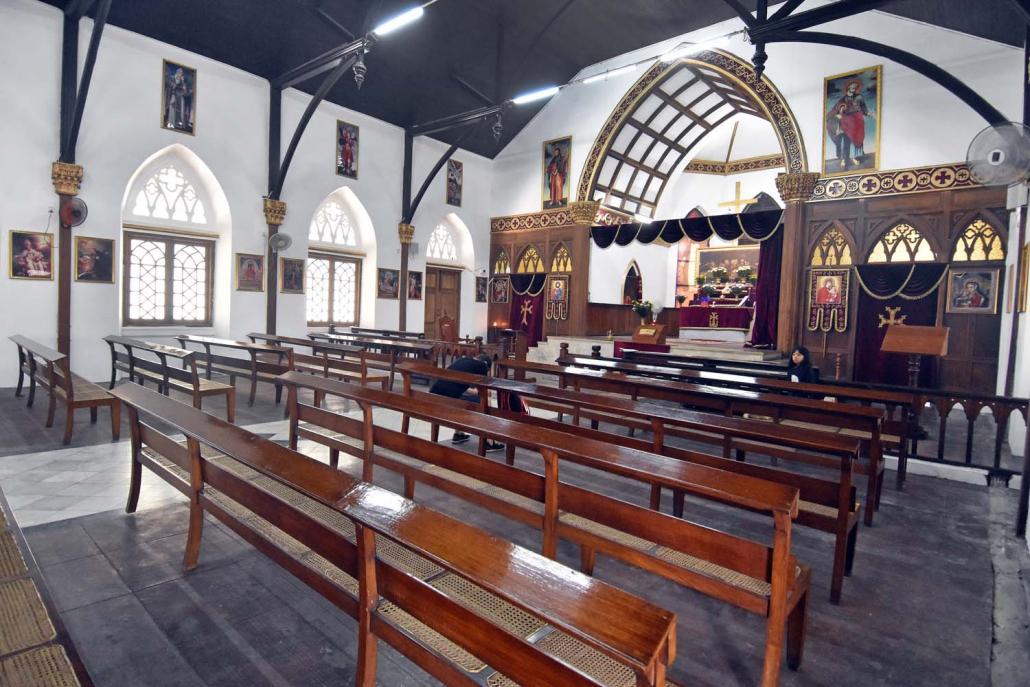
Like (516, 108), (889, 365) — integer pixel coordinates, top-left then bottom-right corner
(112, 382), (676, 687)
(175, 334), (292, 406)
(246, 333), (390, 389)
(279, 371), (809, 687)
(498, 357), (887, 527)
(310, 332), (434, 391)
(567, 348), (917, 489)
(398, 359), (861, 603)
(617, 347), (801, 378)
(103, 335), (235, 422)
(10, 335), (120, 444)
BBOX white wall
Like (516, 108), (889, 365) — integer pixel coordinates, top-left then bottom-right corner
(0, 0), (493, 384)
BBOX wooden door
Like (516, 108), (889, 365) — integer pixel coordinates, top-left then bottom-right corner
(424, 266), (461, 339)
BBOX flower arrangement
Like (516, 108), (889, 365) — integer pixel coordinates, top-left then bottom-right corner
(630, 299), (654, 321)
(709, 266), (729, 284)
(735, 266), (754, 283)
(675, 294), (687, 305)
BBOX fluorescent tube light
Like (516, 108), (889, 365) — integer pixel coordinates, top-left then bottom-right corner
(583, 64), (638, 85)
(372, 6), (424, 36)
(512, 85), (560, 105)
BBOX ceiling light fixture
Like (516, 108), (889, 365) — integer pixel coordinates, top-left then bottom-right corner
(371, 6), (424, 37)
(583, 64), (638, 85)
(511, 85), (561, 105)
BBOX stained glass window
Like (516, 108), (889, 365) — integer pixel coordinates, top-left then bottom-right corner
(307, 253), (361, 326)
(810, 227), (853, 266)
(551, 243), (572, 272)
(309, 200), (356, 247)
(494, 250), (510, 274)
(952, 218), (1004, 262)
(131, 165), (208, 224)
(868, 223), (936, 263)
(427, 224), (458, 262)
(124, 233), (213, 325)
(516, 245), (545, 273)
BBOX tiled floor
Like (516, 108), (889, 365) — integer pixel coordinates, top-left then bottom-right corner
(1, 383), (1029, 686)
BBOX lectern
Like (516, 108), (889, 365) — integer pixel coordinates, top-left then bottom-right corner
(881, 325), (949, 388)
(632, 323), (667, 345)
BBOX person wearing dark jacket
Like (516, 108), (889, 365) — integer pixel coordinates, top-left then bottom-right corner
(786, 346), (818, 384)
(429, 354), (504, 450)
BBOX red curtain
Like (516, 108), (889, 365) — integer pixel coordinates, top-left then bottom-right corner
(747, 228), (783, 349)
(510, 291), (544, 347)
(853, 289), (939, 387)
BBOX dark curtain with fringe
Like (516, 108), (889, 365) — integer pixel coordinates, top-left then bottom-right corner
(854, 263), (947, 299)
(590, 209), (783, 247)
(746, 229), (783, 349)
(509, 274), (546, 347)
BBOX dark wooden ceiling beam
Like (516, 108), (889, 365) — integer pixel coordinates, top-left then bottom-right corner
(313, 7), (356, 40)
(451, 74), (495, 107)
(274, 38), (366, 89)
(749, 0), (895, 41)
(1006, 0), (1030, 24)
(719, 0), (756, 27)
(408, 102), (508, 138)
(64, 0), (96, 19)
(769, 0), (805, 22)
(61, 0), (111, 162)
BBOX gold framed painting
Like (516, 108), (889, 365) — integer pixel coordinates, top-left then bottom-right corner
(9, 230), (54, 280)
(235, 253), (264, 292)
(336, 120), (359, 179)
(161, 59), (196, 135)
(446, 158), (463, 207)
(407, 270), (423, 300)
(946, 268), (999, 315)
(74, 236), (115, 283)
(822, 65), (881, 176)
(542, 136), (571, 210)
(280, 257), (305, 294)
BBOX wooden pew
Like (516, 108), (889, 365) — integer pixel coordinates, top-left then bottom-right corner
(175, 334), (292, 406)
(567, 348), (917, 489)
(398, 359), (861, 603)
(103, 335), (235, 421)
(617, 347), (802, 378)
(496, 357), (887, 526)
(245, 333), (390, 389)
(310, 332), (434, 390)
(349, 326), (425, 339)
(10, 335), (120, 444)
(279, 371), (809, 686)
(112, 383), (676, 687)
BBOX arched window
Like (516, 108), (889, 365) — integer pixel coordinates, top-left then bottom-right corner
(551, 243), (573, 273)
(309, 200), (356, 247)
(868, 223), (935, 263)
(130, 164), (208, 224)
(494, 250), (510, 275)
(811, 227), (853, 266)
(516, 245), (545, 273)
(952, 218), (1004, 262)
(427, 223), (458, 262)
(622, 261), (642, 303)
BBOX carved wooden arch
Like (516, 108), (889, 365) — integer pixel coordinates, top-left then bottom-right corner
(550, 241), (573, 273)
(515, 244), (546, 273)
(577, 49), (808, 214)
(864, 215), (943, 264)
(492, 247), (510, 275)
(950, 210), (1008, 262)
(807, 220), (857, 267)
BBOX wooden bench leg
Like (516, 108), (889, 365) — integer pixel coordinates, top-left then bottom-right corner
(15, 368), (24, 397)
(403, 476), (415, 499)
(786, 590), (809, 671)
(649, 484), (662, 510)
(274, 383), (283, 404)
(110, 401), (121, 441)
(329, 449), (339, 469)
(355, 525), (380, 687)
(830, 531), (847, 605)
(672, 489), (685, 519)
(226, 391), (236, 424)
(183, 495), (204, 572)
(580, 546), (596, 576)
(27, 377), (36, 407)
(844, 524), (858, 576)
(90, 407), (98, 423)
(401, 413), (410, 434)
(126, 448), (142, 514)
(63, 406), (75, 445)
(248, 377), (257, 407)
(430, 424), (440, 443)
(505, 443), (515, 466)
(45, 392), (56, 428)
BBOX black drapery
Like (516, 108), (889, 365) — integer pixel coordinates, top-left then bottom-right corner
(853, 263), (948, 300)
(853, 288), (939, 387)
(746, 229), (783, 349)
(590, 208), (784, 248)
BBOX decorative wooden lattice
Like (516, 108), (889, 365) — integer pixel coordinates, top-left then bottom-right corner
(551, 243), (572, 273)
(309, 200), (356, 247)
(810, 227), (853, 266)
(868, 223), (935, 263)
(493, 250), (510, 275)
(952, 218), (1004, 262)
(131, 165), (207, 224)
(516, 245), (545, 273)
(427, 224), (458, 262)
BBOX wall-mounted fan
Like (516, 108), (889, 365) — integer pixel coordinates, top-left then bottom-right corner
(268, 232), (293, 253)
(60, 197), (88, 227)
(966, 122), (1030, 185)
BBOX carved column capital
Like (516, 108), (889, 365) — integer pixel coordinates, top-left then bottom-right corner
(263, 198), (287, 225)
(775, 172), (820, 204)
(51, 162), (83, 196)
(398, 222), (415, 244)
(568, 200), (601, 225)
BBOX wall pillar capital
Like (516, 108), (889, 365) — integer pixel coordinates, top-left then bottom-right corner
(568, 200), (600, 225)
(51, 161), (83, 196)
(398, 222), (415, 244)
(775, 172), (820, 204)
(263, 198), (287, 225)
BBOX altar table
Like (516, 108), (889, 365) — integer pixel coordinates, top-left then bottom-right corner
(680, 305), (754, 330)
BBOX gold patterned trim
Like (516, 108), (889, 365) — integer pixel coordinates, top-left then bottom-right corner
(263, 198), (287, 226)
(490, 205), (628, 233)
(685, 154), (786, 176)
(51, 162), (83, 196)
(811, 163), (982, 202)
(398, 222), (415, 244)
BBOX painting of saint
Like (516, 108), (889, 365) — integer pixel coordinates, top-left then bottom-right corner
(490, 277), (510, 304)
(235, 253), (264, 292)
(10, 231), (53, 280)
(408, 271), (423, 300)
(542, 136), (571, 210)
(815, 275), (841, 305)
(336, 121), (359, 179)
(446, 159), (463, 207)
(475, 276), (488, 303)
(822, 65), (881, 175)
(947, 270), (998, 314)
(75, 236), (114, 283)
(162, 60), (196, 135)
(280, 258), (305, 294)
(548, 276), (568, 304)
(377, 268), (399, 299)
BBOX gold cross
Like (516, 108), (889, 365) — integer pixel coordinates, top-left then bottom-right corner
(878, 306), (907, 328)
(717, 181), (758, 214)
(520, 300), (534, 326)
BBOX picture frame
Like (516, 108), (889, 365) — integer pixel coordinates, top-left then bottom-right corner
(377, 268), (400, 299)
(547, 275), (569, 304)
(805, 268), (850, 332)
(336, 120), (359, 179)
(446, 158), (463, 207)
(946, 268), (999, 314)
(490, 276), (510, 304)
(161, 59), (196, 135)
(235, 253), (265, 292)
(822, 64), (882, 176)
(9, 230), (54, 280)
(475, 276), (488, 303)
(407, 270), (423, 300)
(279, 257), (305, 294)
(74, 236), (115, 283)
(542, 135), (572, 210)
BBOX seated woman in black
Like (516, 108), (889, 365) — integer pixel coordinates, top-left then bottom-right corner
(787, 346), (818, 384)
(429, 354), (504, 450)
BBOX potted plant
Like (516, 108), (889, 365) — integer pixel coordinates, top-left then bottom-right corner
(735, 266), (754, 283)
(630, 299), (654, 324)
(676, 294), (687, 307)
(709, 266), (728, 284)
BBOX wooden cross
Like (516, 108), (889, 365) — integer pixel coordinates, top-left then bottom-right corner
(878, 306), (907, 329)
(717, 181), (758, 214)
(520, 300), (534, 326)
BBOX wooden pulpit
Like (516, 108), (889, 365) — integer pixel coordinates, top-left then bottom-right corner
(881, 325), (949, 388)
(632, 323), (667, 345)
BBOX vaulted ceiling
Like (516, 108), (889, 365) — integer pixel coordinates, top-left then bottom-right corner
(42, 0), (1025, 158)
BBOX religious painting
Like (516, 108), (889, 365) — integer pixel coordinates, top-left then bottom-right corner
(490, 276), (510, 304)
(545, 275), (569, 321)
(234, 253), (264, 292)
(946, 269), (998, 314)
(446, 159), (463, 207)
(377, 268), (399, 299)
(806, 268), (850, 332)
(280, 257), (305, 294)
(9, 231), (53, 280)
(336, 120), (359, 179)
(161, 60), (196, 135)
(475, 276), (488, 303)
(822, 65), (881, 176)
(74, 236), (114, 283)
(696, 246), (760, 283)
(1006, 269), (1015, 314)
(542, 136), (571, 210)
(408, 271), (423, 300)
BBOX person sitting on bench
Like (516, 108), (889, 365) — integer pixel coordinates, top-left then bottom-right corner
(429, 354), (504, 450)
